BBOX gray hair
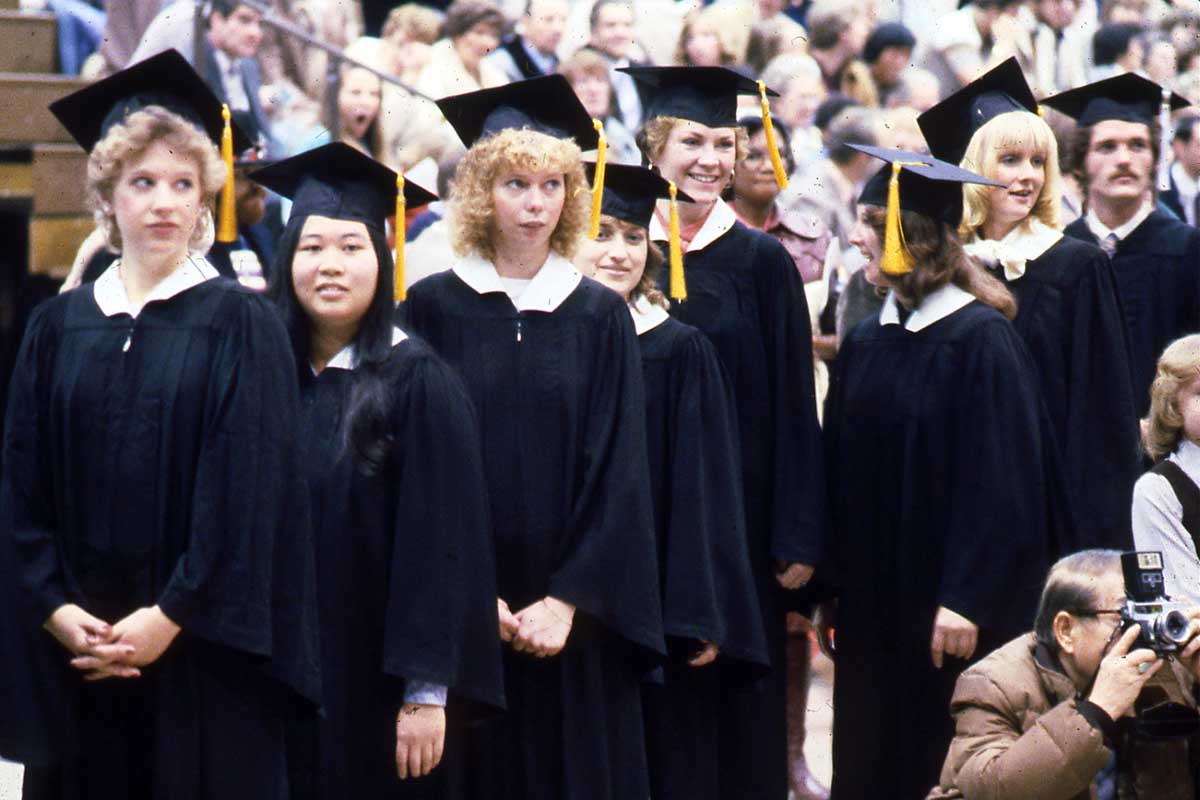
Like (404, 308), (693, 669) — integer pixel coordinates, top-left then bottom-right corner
(1033, 549), (1123, 651)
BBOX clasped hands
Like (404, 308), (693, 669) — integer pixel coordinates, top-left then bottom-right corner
(497, 596), (575, 657)
(44, 603), (180, 681)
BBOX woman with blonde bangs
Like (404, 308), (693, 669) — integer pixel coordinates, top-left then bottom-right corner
(0, 51), (319, 799)
(403, 77), (665, 800)
(919, 58), (1140, 553)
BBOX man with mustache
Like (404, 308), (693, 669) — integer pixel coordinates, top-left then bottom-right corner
(1046, 74), (1200, 416)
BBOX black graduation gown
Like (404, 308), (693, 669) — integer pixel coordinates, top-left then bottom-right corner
(1064, 210), (1200, 417)
(0, 277), (321, 799)
(986, 236), (1139, 551)
(403, 268), (666, 800)
(654, 216), (826, 800)
(636, 314), (769, 800)
(825, 300), (1061, 800)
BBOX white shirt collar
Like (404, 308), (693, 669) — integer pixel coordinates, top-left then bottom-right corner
(649, 197), (738, 254)
(879, 283), (975, 332)
(320, 327), (409, 373)
(93, 256), (219, 318)
(629, 293), (670, 335)
(1173, 161), (1200, 199)
(1085, 199), (1154, 243)
(213, 48), (240, 77)
(1170, 439), (1200, 484)
(451, 251), (582, 312)
(962, 218), (1063, 281)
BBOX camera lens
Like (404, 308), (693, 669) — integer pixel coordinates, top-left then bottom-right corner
(1159, 610), (1192, 645)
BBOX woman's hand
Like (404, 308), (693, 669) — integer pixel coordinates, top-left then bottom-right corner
(109, 606), (181, 668)
(497, 597), (520, 643)
(396, 703), (446, 779)
(512, 597), (575, 657)
(46, 604), (141, 680)
(930, 606), (978, 668)
(1089, 625), (1163, 719)
(688, 641), (719, 667)
(775, 561), (814, 590)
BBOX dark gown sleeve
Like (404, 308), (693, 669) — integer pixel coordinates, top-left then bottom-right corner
(381, 350), (505, 713)
(662, 330), (768, 671)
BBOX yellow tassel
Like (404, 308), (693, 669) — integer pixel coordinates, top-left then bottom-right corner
(758, 80), (788, 191)
(394, 173), (406, 303)
(217, 104), (237, 243)
(589, 118), (607, 239)
(881, 162), (914, 276)
(1036, 104), (1045, 118)
(668, 181), (686, 301)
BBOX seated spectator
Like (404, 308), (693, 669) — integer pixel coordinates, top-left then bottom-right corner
(1029, 0), (1089, 96)
(282, 37), (386, 157)
(581, 0), (647, 132)
(558, 49), (640, 165)
(1091, 22), (1144, 80)
(674, 4), (746, 67)
(863, 22), (916, 107)
(929, 549), (1200, 800)
(1163, 114), (1200, 226)
(885, 66), (941, 113)
(806, 0), (877, 106)
(916, 0), (1026, 96)
(484, 0), (568, 81)
(744, 8), (808, 75)
(762, 54), (826, 167)
(1145, 37), (1178, 86)
(414, 0), (506, 98)
(879, 106), (926, 152)
(381, 3), (444, 85)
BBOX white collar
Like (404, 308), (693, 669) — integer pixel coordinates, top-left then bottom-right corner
(1170, 439), (1200, 484)
(213, 48), (241, 76)
(649, 197), (738, 254)
(629, 293), (670, 335)
(1172, 161), (1200, 198)
(93, 256), (219, 318)
(1085, 199), (1154, 243)
(879, 283), (975, 332)
(319, 327), (409, 373)
(962, 218), (1063, 281)
(451, 251), (582, 312)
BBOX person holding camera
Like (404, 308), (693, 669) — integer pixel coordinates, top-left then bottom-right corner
(928, 549), (1200, 800)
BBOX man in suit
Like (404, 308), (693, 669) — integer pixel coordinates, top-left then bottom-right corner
(582, 0), (646, 132)
(484, 0), (569, 83)
(1163, 113), (1200, 225)
(204, 0), (279, 155)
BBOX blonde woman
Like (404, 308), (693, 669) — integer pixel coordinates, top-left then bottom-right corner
(919, 58), (1140, 554)
(0, 51), (319, 798)
(402, 77), (665, 800)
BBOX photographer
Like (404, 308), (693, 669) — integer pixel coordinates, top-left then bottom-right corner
(928, 550), (1200, 800)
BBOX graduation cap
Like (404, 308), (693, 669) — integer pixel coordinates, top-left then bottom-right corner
(435, 74), (599, 150)
(1041, 73), (1191, 191)
(250, 142), (437, 302)
(620, 66), (791, 190)
(917, 57), (1039, 166)
(851, 144), (1004, 275)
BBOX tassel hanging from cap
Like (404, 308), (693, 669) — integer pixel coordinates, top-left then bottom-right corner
(394, 173), (406, 303)
(1158, 87), (1172, 192)
(881, 162), (914, 276)
(758, 80), (789, 190)
(668, 180), (686, 301)
(589, 119), (608, 239)
(217, 104), (237, 243)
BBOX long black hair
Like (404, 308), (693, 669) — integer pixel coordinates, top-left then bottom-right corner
(269, 213), (398, 474)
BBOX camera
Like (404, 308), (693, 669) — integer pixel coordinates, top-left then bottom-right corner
(1121, 551), (1193, 656)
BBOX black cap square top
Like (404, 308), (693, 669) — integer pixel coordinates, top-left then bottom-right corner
(49, 49), (252, 154)
(917, 57), (1038, 165)
(1041, 72), (1190, 127)
(436, 74), (599, 149)
(852, 144), (1004, 224)
(619, 66), (778, 129)
(585, 162), (693, 229)
(249, 142), (436, 232)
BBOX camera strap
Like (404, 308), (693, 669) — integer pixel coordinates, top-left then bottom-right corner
(1150, 461), (1200, 556)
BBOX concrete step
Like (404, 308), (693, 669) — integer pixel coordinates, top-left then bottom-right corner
(33, 142), (86, 214)
(0, 10), (55, 73)
(29, 213), (92, 278)
(0, 156), (31, 202)
(0, 73), (87, 145)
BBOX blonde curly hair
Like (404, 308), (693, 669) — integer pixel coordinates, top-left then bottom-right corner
(449, 127), (588, 261)
(87, 106), (226, 253)
(1143, 334), (1200, 461)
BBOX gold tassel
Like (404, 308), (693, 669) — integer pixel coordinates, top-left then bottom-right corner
(394, 173), (406, 303)
(881, 162), (914, 276)
(668, 180), (686, 301)
(217, 104), (237, 243)
(589, 118), (607, 239)
(758, 80), (788, 191)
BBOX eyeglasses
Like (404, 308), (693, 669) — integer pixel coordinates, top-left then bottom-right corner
(1077, 608), (1123, 617)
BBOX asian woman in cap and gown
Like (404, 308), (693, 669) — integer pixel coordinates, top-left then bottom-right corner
(0, 50), (321, 799)
(574, 162), (769, 800)
(401, 76), (666, 800)
(621, 65), (826, 800)
(823, 145), (1065, 800)
(918, 58), (1140, 553)
(250, 143), (505, 799)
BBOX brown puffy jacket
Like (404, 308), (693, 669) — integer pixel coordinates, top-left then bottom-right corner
(928, 634), (1199, 800)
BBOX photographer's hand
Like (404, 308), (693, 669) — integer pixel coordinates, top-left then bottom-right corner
(1089, 625), (1162, 720)
(1177, 608), (1200, 681)
(931, 606), (978, 669)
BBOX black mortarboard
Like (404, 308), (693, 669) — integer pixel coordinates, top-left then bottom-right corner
(1040, 72), (1190, 127)
(584, 162), (693, 229)
(619, 66), (777, 128)
(917, 57), (1038, 165)
(249, 142), (435, 231)
(49, 49), (252, 154)
(436, 74), (599, 149)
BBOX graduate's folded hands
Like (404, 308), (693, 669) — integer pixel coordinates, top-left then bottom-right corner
(512, 597), (575, 657)
(108, 605), (181, 668)
(497, 597), (520, 643)
(688, 641), (719, 667)
(46, 603), (141, 681)
(774, 561), (814, 590)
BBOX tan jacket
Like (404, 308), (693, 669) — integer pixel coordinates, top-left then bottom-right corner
(929, 634), (1199, 800)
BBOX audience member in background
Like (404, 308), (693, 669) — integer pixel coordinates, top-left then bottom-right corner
(558, 49), (640, 165)
(415, 1), (506, 99)
(763, 54), (827, 167)
(98, 0), (161, 74)
(404, 154), (463, 288)
(1090, 23), (1145, 81)
(674, 4), (747, 68)
(806, 0), (877, 106)
(1163, 114), (1200, 226)
(485, 0), (569, 82)
(203, 1), (278, 153)
(584, 0), (647, 132)
(1134, 334), (1200, 608)
(879, 106), (926, 152)
(917, 0), (1026, 96)
(745, 5), (809, 75)
(863, 23), (916, 107)
(1028, 0), (1088, 96)
(381, 3), (444, 86)
(885, 66), (941, 112)
(1145, 37), (1179, 88)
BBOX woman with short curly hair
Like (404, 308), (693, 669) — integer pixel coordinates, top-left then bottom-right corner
(402, 76), (665, 800)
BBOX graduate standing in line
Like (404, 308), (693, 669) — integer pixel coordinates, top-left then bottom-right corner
(0, 50), (321, 799)
(251, 143), (505, 799)
(622, 66), (826, 800)
(918, 58), (1139, 552)
(402, 76), (666, 800)
(575, 162), (770, 800)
